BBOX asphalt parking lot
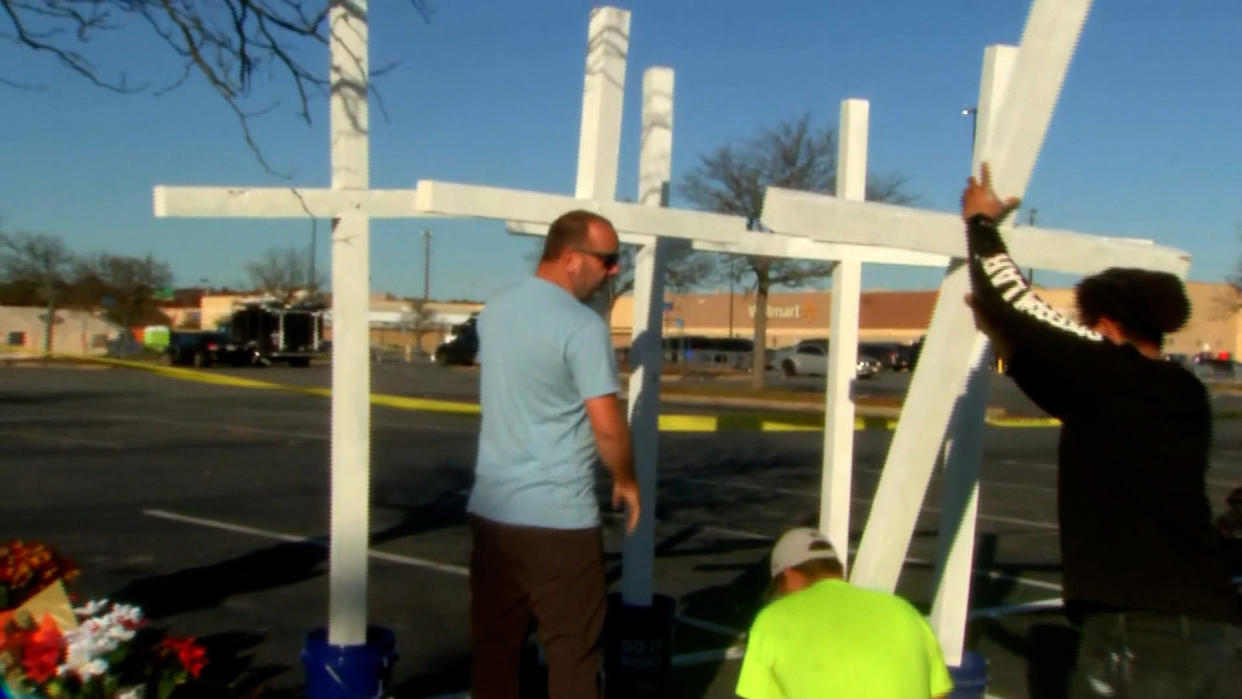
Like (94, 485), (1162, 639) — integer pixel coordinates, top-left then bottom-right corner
(3, 362), (1241, 697)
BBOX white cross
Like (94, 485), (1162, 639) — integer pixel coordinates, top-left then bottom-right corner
(759, 0), (1189, 664)
(152, 0), (389, 646)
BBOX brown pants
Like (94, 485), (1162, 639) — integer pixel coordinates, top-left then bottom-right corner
(469, 514), (605, 699)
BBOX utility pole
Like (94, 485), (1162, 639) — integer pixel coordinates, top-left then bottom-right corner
(308, 224), (317, 297)
(728, 257), (736, 338)
(422, 229), (432, 305)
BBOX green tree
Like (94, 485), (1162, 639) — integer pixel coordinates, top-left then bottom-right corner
(679, 113), (914, 389)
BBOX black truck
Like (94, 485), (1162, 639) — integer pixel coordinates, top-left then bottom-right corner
(166, 302), (326, 368)
(165, 329), (232, 367)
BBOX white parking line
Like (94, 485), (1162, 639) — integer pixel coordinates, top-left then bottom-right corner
(999, 459), (1056, 470)
(143, 509), (469, 576)
(968, 597), (1063, 619)
(687, 520), (1063, 600)
(975, 568), (1062, 593)
(683, 477), (1060, 531)
(0, 428), (123, 449)
(676, 613), (744, 638)
(700, 525), (773, 541)
(670, 643), (747, 667)
(859, 466), (1056, 495)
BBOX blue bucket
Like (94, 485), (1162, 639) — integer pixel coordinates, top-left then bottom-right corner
(301, 626), (397, 699)
(947, 650), (989, 699)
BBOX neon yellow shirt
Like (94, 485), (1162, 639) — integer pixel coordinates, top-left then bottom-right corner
(736, 579), (954, 698)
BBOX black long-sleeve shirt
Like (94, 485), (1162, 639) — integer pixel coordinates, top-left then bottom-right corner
(965, 214), (1240, 621)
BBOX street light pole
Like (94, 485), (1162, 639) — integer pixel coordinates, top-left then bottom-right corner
(961, 107), (978, 158)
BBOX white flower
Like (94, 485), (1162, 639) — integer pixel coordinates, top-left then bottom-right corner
(109, 604), (143, 626)
(74, 599), (110, 617)
(58, 655), (109, 680)
(116, 686), (146, 699)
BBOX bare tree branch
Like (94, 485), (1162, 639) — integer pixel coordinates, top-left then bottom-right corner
(2, 1), (433, 175)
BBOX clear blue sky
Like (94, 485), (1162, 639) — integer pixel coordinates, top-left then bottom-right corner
(1, 1), (1238, 301)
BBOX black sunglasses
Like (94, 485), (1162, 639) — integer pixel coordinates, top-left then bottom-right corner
(575, 247), (620, 269)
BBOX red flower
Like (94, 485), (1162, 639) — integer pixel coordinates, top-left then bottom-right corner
(158, 636), (208, 678)
(20, 616), (64, 683)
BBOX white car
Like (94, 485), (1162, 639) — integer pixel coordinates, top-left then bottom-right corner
(769, 339), (880, 379)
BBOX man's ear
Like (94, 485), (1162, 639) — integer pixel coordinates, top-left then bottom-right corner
(780, 568), (806, 595)
(1094, 316), (1125, 344)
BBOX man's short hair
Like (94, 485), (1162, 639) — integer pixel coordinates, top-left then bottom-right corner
(1075, 267), (1190, 347)
(788, 556), (845, 580)
(541, 210), (612, 262)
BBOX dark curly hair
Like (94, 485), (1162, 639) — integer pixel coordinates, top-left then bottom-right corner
(1075, 268), (1190, 348)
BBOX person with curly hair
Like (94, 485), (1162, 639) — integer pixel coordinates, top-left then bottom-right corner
(961, 164), (1242, 696)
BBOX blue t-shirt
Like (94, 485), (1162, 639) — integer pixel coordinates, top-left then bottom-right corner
(468, 277), (621, 529)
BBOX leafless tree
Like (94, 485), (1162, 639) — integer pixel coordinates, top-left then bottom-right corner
(72, 252), (174, 329)
(0, 229), (76, 352)
(399, 301), (436, 356)
(1222, 225), (1242, 314)
(679, 113), (914, 389)
(597, 242), (720, 313)
(523, 233), (720, 320)
(1, 1), (431, 174)
(244, 246), (319, 303)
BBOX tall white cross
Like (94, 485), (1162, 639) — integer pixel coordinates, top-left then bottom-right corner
(153, 0), (393, 646)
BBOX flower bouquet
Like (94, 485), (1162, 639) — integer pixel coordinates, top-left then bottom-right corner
(0, 541), (206, 698)
(0, 541), (79, 633)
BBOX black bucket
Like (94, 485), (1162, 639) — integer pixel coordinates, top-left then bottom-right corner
(602, 593), (676, 698)
(301, 626), (397, 699)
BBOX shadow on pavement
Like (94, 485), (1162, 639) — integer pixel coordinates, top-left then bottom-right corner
(110, 540), (327, 619)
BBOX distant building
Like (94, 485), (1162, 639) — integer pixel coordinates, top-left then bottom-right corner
(0, 306), (125, 357)
(608, 282), (1242, 358)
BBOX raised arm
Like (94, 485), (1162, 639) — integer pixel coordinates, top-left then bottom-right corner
(961, 164), (1107, 417)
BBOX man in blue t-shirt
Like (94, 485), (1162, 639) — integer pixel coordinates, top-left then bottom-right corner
(468, 210), (640, 699)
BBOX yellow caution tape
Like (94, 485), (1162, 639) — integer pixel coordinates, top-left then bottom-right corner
(50, 355), (1061, 431)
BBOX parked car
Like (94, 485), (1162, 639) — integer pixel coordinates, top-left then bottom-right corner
(433, 315), (479, 366)
(859, 341), (918, 371)
(768, 338), (880, 379)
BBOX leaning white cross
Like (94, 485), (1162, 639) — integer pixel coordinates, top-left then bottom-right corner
(760, 0), (1189, 663)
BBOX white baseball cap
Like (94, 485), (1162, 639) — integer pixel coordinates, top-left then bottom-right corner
(769, 527), (839, 578)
